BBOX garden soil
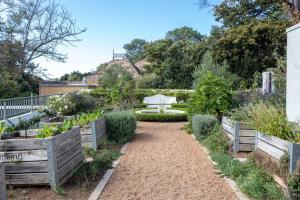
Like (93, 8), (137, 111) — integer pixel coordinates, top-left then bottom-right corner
(99, 122), (238, 200)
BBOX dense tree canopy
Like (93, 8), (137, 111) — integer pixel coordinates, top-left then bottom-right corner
(210, 0), (293, 85)
(142, 27), (207, 89)
(123, 39), (148, 63)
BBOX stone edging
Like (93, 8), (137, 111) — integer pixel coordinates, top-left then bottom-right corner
(88, 142), (130, 200)
(191, 134), (250, 200)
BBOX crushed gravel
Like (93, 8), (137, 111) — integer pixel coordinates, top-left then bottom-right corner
(99, 122), (238, 200)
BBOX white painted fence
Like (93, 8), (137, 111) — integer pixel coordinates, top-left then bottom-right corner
(0, 94), (54, 120)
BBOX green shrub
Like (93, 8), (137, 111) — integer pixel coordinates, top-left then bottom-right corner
(133, 103), (147, 109)
(136, 113), (187, 122)
(188, 71), (232, 118)
(247, 102), (297, 142)
(199, 128), (285, 200)
(226, 105), (251, 122)
(46, 93), (97, 116)
(73, 111), (103, 127)
(105, 111), (136, 144)
(171, 103), (188, 108)
(192, 115), (219, 140)
(73, 147), (121, 185)
(288, 175), (300, 199)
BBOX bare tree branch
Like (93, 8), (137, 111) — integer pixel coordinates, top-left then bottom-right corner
(5, 0), (86, 69)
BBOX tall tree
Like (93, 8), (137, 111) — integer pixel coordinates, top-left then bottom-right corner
(123, 38), (148, 75)
(165, 26), (204, 42)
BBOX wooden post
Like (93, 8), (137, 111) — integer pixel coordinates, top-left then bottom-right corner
(288, 143), (300, 174)
(47, 137), (58, 188)
(233, 122), (240, 153)
(0, 163), (6, 200)
(91, 121), (97, 150)
(255, 131), (259, 150)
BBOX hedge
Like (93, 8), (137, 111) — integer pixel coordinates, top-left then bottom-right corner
(136, 113), (188, 122)
(105, 111), (137, 144)
(192, 115), (219, 140)
(171, 103), (188, 108)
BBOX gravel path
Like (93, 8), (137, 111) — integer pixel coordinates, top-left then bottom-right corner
(99, 122), (238, 200)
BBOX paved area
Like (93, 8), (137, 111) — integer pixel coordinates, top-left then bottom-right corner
(99, 122), (238, 200)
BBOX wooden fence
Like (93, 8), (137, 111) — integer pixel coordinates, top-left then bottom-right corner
(0, 163), (6, 200)
(256, 132), (300, 174)
(222, 116), (256, 152)
(81, 119), (106, 150)
(0, 127), (83, 187)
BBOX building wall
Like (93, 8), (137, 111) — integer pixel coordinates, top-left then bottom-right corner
(287, 23), (300, 122)
(39, 85), (93, 95)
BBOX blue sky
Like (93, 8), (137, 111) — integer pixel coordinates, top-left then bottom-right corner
(38, 0), (221, 78)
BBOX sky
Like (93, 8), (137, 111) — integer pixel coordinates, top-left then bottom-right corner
(37, 0), (221, 78)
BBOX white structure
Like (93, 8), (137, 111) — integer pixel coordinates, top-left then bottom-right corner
(287, 23), (300, 122)
(262, 72), (275, 95)
(143, 94), (177, 113)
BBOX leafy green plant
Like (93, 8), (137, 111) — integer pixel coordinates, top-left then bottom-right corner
(192, 115), (219, 140)
(59, 120), (74, 133)
(105, 111), (136, 144)
(136, 112), (188, 122)
(73, 111), (103, 127)
(247, 102), (297, 141)
(188, 71), (232, 119)
(73, 147), (121, 185)
(0, 122), (7, 135)
(35, 125), (60, 138)
(227, 105), (251, 122)
(288, 174), (300, 199)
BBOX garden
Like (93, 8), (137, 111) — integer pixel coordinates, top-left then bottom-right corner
(1, 0), (300, 200)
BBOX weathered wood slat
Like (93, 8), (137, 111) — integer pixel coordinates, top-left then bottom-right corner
(222, 123), (233, 135)
(0, 150), (48, 162)
(81, 135), (92, 142)
(57, 152), (83, 180)
(0, 139), (48, 151)
(240, 122), (253, 130)
(57, 144), (81, 169)
(5, 161), (48, 174)
(59, 162), (82, 186)
(80, 127), (91, 135)
(240, 136), (255, 144)
(257, 132), (289, 151)
(239, 144), (255, 151)
(82, 142), (93, 148)
(19, 129), (39, 137)
(0, 164), (6, 200)
(257, 139), (285, 160)
(55, 127), (80, 147)
(222, 117), (233, 127)
(5, 173), (49, 185)
(56, 135), (81, 157)
(240, 130), (256, 137)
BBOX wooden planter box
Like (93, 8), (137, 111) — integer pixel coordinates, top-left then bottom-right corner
(222, 116), (256, 152)
(0, 127), (83, 187)
(80, 118), (106, 150)
(0, 163), (6, 200)
(256, 132), (300, 174)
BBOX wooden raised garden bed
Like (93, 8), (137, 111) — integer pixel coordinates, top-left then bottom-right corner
(0, 127), (83, 187)
(0, 163), (6, 200)
(222, 116), (256, 152)
(256, 132), (300, 174)
(80, 118), (106, 150)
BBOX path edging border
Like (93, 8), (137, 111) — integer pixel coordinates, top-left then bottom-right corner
(88, 142), (130, 200)
(191, 134), (250, 200)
